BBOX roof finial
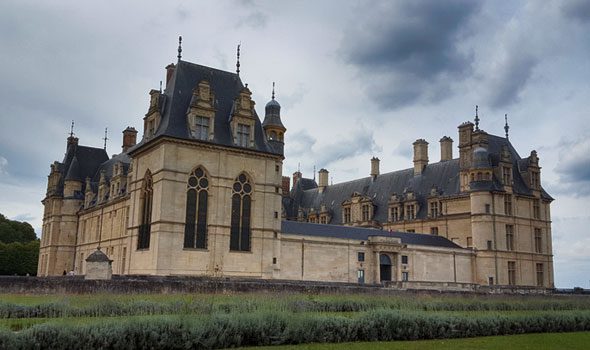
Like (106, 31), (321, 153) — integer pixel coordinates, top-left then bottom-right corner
(504, 113), (510, 139)
(236, 43), (241, 76)
(103, 127), (108, 150)
(69, 120), (75, 138)
(159, 80), (162, 93)
(177, 36), (182, 60)
(297, 162), (300, 172)
(272, 81), (275, 100)
(313, 165), (316, 181)
(474, 105), (480, 131)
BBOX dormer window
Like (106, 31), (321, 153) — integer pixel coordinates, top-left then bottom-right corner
(237, 123), (250, 147)
(195, 116), (209, 140)
(502, 166), (511, 185)
(531, 171), (540, 189)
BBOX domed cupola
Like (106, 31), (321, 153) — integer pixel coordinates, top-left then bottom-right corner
(469, 146), (493, 185)
(262, 82), (286, 143)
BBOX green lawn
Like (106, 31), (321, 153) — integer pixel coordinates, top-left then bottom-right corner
(244, 332), (590, 350)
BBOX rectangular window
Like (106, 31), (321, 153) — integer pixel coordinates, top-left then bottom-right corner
(430, 227), (439, 235)
(487, 240), (493, 250)
(402, 271), (409, 281)
(121, 247), (127, 274)
(195, 116), (209, 140)
(273, 257), (277, 264)
(357, 269), (365, 284)
(536, 263), (544, 287)
(508, 261), (516, 285)
(488, 277), (494, 285)
(390, 207), (399, 222)
(533, 200), (541, 219)
(504, 195), (512, 215)
(401, 255), (408, 264)
(362, 204), (370, 221)
(406, 204), (415, 220)
(467, 237), (473, 247)
(343, 207), (351, 223)
(320, 216), (327, 224)
(502, 166), (511, 185)
(407, 229), (415, 233)
(429, 201), (439, 218)
(485, 204), (491, 214)
(506, 224), (514, 251)
(358, 252), (365, 262)
(531, 171), (540, 189)
(534, 228), (543, 253)
(237, 123), (250, 147)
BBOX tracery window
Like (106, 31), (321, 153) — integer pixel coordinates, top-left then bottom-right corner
(184, 167), (209, 249)
(138, 172), (153, 249)
(230, 173), (252, 251)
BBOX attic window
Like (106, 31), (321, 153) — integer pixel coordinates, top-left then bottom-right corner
(195, 116), (209, 140)
(237, 124), (250, 147)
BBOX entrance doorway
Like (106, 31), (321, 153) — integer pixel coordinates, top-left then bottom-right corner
(379, 254), (392, 282)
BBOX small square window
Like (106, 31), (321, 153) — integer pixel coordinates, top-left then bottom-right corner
(275, 165), (280, 172)
(273, 232), (278, 239)
(274, 211), (278, 218)
(485, 204), (491, 214)
(407, 229), (415, 233)
(402, 272), (409, 281)
(357, 252), (365, 262)
(272, 257), (277, 264)
(275, 187), (279, 193)
(487, 240), (493, 250)
(401, 255), (408, 264)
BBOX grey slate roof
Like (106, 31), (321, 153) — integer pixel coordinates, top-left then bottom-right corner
(286, 133), (552, 225)
(130, 60), (282, 156)
(55, 141), (109, 196)
(281, 221), (464, 249)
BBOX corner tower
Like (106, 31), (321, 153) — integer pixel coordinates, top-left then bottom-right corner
(262, 83), (286, 154)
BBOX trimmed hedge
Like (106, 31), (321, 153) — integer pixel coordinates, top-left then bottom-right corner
(1, 310), (590, 349)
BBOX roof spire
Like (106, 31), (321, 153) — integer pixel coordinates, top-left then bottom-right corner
(504, 113), (510, 139)
(103, 127), (108, 150)
(272, 81), (275, 100)
(69, 120), (75, 138)
(474, 105), (480, 131)
(177, 36), (182, 60)
(159, 80), (162, 93)
(313, 165), (316, 181)
(236, 43), (241, 76)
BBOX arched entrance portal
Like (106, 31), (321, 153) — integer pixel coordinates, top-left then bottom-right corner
(379, 254), (392, 282)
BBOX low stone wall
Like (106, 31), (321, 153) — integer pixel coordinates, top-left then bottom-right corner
(0, 275), (559, 296)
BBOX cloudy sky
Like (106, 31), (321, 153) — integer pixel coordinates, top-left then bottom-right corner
(0, 0), (588, 287)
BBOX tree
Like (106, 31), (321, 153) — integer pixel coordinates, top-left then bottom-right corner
(0, 213), (37, 243)
(0, 213), (39, 275)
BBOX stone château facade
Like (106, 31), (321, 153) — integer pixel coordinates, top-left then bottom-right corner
(38, 52), (554, 289)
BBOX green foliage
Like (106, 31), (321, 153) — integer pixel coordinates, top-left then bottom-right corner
(0, 213), (37, 244)
(0, 240), (39, 276)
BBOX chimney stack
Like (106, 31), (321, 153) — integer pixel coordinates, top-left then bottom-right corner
(281, 176), (290, 197)
(122, 127), (138, 152)
(165, 63), (176, 88)
(439, 136), (453, 162)
(318, 168), (329, 193)
(370, 157), (380, 180)
(413, 139), (429, 176)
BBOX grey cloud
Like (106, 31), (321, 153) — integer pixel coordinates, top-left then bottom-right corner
(553, 137), (590, 197)
(12, 213), (35, 222)
(342, 0), (480, 109)
(236, 11), (268, 29)
(392, 140), (413, 160)
(562, 0), (590, 23)
(287, 130), (317, 159)
(0, 156), (6, 175)
(315, 126), (381, 167)
(487, 54), (538, 109)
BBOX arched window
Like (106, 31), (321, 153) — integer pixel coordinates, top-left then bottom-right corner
(230, 173), (252, 251)
(269, 131), (277, 140)
(184, 167), (209, 249)
(138, 171), (153, 249)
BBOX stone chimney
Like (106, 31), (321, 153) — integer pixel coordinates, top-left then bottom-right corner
(281, 176), (290, 197)
(439, 136), (453, 162)
(370, 157), (380, 180)
(292, 171), (302, 189)
(413, 139), (429, 176)
(318, 168), (329, 193)
(122, 127), (138, 152)
(165, 63), (176, 88)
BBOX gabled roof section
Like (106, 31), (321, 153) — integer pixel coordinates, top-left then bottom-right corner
(281, 221), (464, 249)
(54, 142), (108, 196)
(131, 60), (281, 156)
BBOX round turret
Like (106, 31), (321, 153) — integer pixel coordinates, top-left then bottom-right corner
(262, 83), (286, 144)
